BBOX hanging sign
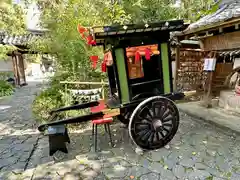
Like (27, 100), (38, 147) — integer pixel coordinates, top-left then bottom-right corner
(203, 58), (217, 71)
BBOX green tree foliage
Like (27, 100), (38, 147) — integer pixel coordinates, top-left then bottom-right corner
(0, 0), (27, 60)
(121, 0), (180, 23)
(0, 0), (26, 34)
(179, 0), (219, 22)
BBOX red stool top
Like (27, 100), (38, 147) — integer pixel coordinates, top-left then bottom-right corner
(92, 117), (113, 125)
(91, 100), (113, 124)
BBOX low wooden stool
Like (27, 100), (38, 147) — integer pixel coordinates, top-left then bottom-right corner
(47, 125), (70, 156)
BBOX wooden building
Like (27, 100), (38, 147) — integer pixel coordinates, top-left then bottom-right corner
(178, 0), (240, 107)
(0, 29), (45, 86)
(170, 36), (204, 92)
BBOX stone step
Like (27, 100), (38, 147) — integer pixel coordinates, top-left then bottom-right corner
(219, 90), (240, 114)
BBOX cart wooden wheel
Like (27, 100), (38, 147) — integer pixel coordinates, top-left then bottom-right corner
(128, 96), (179, 150)
(118, 92), (158, 125)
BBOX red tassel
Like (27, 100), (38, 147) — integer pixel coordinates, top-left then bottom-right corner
(87, 35), (93, 45)
(91, 40), (97, 45)
(81, 33), (85, 39)
(77, 24), (87, 34)
(145, 48), (151, 60)
(101, 62), (106, 72)
(90, 56), (98, 69)
(135, 51), (140, 62)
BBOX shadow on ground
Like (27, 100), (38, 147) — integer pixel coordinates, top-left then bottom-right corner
(2, 115), (240, 180)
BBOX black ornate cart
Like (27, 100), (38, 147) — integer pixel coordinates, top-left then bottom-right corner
(38, 20), (195, 155)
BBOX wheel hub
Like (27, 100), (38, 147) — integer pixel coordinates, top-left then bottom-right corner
(152, 119), (163, 132)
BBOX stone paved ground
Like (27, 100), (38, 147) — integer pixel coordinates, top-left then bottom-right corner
(0, 83), (240, 180)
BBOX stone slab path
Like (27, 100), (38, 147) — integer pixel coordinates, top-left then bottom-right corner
(178, 101), (240, 134)
(0, 83), (240, 180)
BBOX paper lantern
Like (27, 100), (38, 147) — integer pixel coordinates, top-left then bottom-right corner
(90, 56), (98, 69)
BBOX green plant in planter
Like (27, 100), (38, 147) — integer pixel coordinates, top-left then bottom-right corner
(32, 85), (64, 123)
(0, 80), (14, 97)
(0, 72), (13, 80)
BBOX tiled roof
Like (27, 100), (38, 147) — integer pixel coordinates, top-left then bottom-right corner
(185, 1), (240, 33)
(0, 29), (45, 46)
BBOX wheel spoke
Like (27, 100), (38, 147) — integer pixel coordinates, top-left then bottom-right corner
(159, 131), (165, 138)
(141, 130), (152, 141)
(162, 108), (171, 119)
(148, 132), (154, 145)
(163, 127), (170, 134)
(138, 108), (152, 122)
(135, 122), (150, 130)
(136, 128), (149, 137)
(162, 114), (173, 122)
(159, 105), (166, 118)
(137, 115), (152, 123)
(152, 102), (163, 117)
(152, 102), (159, 117)
(146, 107), (153, 119)
(163, 123), (172, 128)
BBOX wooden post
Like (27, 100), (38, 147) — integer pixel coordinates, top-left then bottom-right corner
(202, 52), (216, 108)
(18, 53), (26, 85)
(12, 52), (20, 86)
(14, 52), (26, 86)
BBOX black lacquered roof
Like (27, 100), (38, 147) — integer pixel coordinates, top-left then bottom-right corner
(91, 20), (187, 44)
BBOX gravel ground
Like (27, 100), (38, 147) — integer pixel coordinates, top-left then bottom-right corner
(0, 82), (239, 180)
